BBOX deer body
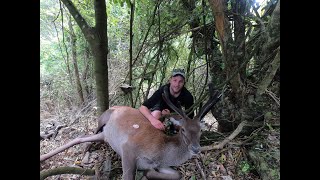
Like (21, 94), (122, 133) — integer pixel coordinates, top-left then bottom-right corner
(40, 86), (220, 180)
(102, 106), (199, 179)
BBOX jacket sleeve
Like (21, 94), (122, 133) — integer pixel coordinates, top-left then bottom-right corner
(142, 87), (162, 109)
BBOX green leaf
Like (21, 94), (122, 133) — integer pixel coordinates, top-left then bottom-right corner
(266, 123), (274, 130)
(240, 161), (250, 173)
(264, 111), (273, 121)
(218, 154), (226, 163)
(190, 175), (196, 180)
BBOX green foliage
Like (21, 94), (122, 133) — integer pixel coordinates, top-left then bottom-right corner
(74, 0), (95, 27)
(190, 175), (196, 180)
(239, 161), (251, 174)
(218, 154), (226, 163)
(270, 168), (280, 179)
(111, 0), (129, 7)
(40, 40), (62, 75)
(40, 0), (60, 41)
(107, 0), (130, 58)
(40, 0), (279, 113)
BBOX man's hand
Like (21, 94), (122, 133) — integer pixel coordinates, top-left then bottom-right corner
(150, 119), (165, 130)
(161, 109), (170, 115)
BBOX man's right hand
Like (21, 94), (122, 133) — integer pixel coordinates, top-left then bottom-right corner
(138, 106), (165, 131)
(150, 119), (165, 130)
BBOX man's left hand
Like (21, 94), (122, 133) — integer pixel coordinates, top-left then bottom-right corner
(162, 109), (170, 115)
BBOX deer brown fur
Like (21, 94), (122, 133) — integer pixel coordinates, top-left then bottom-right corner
(40, 87), (220, 180)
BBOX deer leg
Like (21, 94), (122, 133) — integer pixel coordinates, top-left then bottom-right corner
(121, 145), (137, 180)
(145, 167), (181, 180)
(40, 132), (105, 162)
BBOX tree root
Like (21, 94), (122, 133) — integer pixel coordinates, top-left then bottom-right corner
(200, 120), (270, 151)
(40, 166), (95, 180)
(201, 120), (249, 151)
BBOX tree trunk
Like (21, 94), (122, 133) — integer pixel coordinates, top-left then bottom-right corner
(208, 0), (242, 99)
(260, 0), (280, 66)
(92, 0), (109, 114)
(256, 48), (280, 96)
(255, 0), (280, 97)
(129, 0), (135, 107)
(208, 0), (243, 132)
(61, 0), (109, 114)
(68, 16), (84, 104)
(232, 0), (247, 80)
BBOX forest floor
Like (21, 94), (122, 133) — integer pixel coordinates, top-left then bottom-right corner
(40, 103), (280, 180)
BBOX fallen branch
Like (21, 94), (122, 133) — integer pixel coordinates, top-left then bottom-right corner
(40, 166), (95, 180)
(201, 121), (248, 151)
(40, 124), (66, 140)
(194, 158), (206, 180)
(200, 119), (277, 152)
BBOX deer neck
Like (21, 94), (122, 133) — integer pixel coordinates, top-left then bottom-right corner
(161, 133), (193, 166)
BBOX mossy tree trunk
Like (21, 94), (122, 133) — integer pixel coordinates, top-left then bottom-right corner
(208, 0), (242, 97)
(61, 0), (109, 114)
(208, 0), (243, 132)
(207, 0), (280, 132)
(256, 0), (280, 97)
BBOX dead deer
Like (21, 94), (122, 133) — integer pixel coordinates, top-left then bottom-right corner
(40, 86), (220, 180)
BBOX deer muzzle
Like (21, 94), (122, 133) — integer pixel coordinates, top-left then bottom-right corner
(190, 144), (200, 155)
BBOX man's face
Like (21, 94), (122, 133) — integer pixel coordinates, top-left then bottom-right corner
(169, 75), (185, 94)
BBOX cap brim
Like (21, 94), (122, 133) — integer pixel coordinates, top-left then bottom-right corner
(172, 72), (185, 78)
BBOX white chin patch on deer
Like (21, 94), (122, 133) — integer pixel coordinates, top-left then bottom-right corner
(132, 124), (140, 129)
(190, 150), (199, 156)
